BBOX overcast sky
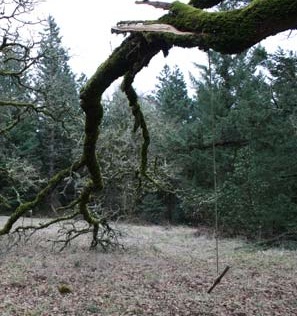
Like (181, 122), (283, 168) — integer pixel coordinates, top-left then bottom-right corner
(37, 0), (296, 94)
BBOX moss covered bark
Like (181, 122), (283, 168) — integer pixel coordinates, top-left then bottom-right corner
(0, 160), (84, 235)
(121, 73), (150, 174)
(159, 0), (297, 53)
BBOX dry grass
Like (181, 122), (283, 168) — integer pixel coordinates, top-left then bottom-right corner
(0, 216), (297, 315)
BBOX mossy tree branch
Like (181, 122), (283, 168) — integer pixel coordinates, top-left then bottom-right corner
(0, 160), (84, 236)
(159, 0), (297, 53)
(134, 0), (225, 10)
(116, 0), (297, 53)
(121, 72), (150, 175)
(78, 0), (297, 239)
(0, 1), (120, 251)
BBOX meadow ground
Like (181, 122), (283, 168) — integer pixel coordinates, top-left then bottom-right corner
(0, 216), (296, 315)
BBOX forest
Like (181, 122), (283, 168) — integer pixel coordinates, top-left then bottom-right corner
(1, 0), (296, 246)
(1, 0), (297, 314)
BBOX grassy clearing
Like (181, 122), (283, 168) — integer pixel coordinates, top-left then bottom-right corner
(0, 217), (296, 315)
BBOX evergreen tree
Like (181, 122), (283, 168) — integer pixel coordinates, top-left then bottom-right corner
(187, 47), (297, 239)
(152, 64), (194, 123)
(35, 16), (81, 178)
(34, 16), (82, 208)
(146, 65), (195, 222)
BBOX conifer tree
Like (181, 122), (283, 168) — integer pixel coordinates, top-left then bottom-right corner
(34, 16), (82, 208)
(36, 16), (81, 176)
(152, 64), (193, 123)
(185, 47), (297, 238)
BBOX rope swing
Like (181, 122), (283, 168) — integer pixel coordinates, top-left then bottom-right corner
(207, 50), (230, 294)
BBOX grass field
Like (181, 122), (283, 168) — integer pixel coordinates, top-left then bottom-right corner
(0, 216), (296, 315)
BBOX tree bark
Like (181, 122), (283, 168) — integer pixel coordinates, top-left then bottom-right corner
(159, 0), (297, 53)
(115, 0), (297, 54)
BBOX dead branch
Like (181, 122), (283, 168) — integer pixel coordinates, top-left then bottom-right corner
(207, 266), (230, 294)
(48, 218), (123, 252)
(91, 220), (123, 251)
(135, 1), (171, 10)
(112, 23), (195, 36)
(53, 221), (92, 251)
(13, 210), (81, 235)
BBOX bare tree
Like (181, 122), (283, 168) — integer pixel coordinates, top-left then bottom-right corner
(0, 0), (45, 135)
(1, 0), (297, 249)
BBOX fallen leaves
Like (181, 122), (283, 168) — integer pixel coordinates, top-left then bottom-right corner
(0, 222), (296, 315)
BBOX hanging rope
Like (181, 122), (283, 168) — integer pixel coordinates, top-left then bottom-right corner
(207, 50), (230, 294)
(208, 50), (220, 275)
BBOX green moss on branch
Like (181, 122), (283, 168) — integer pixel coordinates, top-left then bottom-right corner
(79, 33), (174, 187)
(0, 160), (84, 235)
(160, 0), (297, 53)
(121, 73), (150, 174)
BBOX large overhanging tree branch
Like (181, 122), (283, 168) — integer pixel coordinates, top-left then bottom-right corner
(114, 0), (297, 53)
(81, 0), (297, 173)
(76, 0), (297, 244)
(1, 0), (297, 249)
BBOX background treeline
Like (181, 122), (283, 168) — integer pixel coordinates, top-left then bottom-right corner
(1, 17), (296, 242)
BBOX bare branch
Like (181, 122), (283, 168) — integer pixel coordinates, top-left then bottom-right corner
(112, 22), (195, 36)
(0, 160), (85, 236)
(0, 100), (38, 108)
(135, 1), (171, 10)
(13, 210), (81, 234)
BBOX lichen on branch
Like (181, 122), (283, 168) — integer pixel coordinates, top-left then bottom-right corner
(0, 160), (84, 236)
